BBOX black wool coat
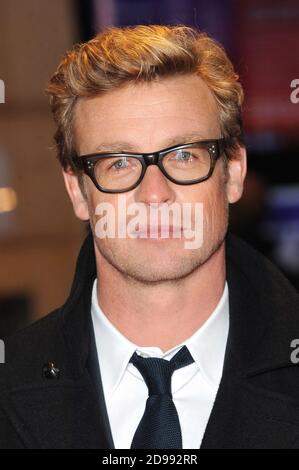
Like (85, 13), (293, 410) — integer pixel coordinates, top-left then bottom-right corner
(0, 231), (299, 449)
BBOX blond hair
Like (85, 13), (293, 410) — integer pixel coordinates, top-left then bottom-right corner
(46, 25), (244, 171)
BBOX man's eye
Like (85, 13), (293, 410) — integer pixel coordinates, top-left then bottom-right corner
(110, 158), (129, 170)
(174, 150), (193, 162)
(115, 159), (127, 169)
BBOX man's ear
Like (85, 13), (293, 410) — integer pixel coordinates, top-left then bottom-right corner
(226, 146), (247, 204)
(62, 168), (90, 221)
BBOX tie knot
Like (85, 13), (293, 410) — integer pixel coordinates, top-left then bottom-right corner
(130, 346), (194, 397)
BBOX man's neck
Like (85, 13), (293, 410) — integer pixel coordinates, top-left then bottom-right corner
(95, 243), (226, 352)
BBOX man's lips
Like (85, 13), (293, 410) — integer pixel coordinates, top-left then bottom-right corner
(130, 226), (184, 238)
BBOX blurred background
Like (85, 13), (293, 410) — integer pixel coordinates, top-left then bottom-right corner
(0, 0), (298, 337)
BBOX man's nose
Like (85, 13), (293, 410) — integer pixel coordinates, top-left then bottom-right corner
(134, 164), (176, 205)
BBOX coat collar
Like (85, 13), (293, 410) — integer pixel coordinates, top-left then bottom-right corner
(225, 234), (299, 376)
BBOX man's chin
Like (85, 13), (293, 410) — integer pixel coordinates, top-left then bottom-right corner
(115, 265), (200, 285)
(100, 247), (205, 285)
(95, 233), (225, 285)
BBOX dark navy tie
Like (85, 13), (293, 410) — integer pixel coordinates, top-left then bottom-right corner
(129, 345), (194, 449)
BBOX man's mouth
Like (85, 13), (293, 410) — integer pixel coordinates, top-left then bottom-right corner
(130, 225), (184, 239)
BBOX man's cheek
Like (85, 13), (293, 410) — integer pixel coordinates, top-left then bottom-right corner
(204, 192), (227, 230)
(86, 192), (105, 232)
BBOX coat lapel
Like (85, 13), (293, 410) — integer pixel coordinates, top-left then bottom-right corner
(201, 355), (299, 449)
(201, 235), (299, 449)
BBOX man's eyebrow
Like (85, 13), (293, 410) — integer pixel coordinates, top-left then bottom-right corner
(95, 133), (206, 153)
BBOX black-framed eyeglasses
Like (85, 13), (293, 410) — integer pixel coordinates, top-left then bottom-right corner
(72, 138), (227, 193)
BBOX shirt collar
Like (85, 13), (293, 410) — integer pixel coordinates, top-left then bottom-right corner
(91, 279), (229, 398)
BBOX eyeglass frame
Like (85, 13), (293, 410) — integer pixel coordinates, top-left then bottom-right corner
(72, 138), (227, 193)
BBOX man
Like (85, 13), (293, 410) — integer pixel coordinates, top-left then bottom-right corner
(0, 25), (299, 449)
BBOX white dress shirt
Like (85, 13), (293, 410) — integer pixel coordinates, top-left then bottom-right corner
(91, 279), (229, 449)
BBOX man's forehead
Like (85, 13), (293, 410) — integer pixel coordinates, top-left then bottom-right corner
(73, 75), (220, 154)
(94, 133), (207, 153)
(76, 74), (217, 112)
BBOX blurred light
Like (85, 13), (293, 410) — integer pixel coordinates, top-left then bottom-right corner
(0, 187), (18, 213)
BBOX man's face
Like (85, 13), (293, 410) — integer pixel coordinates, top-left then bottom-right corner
(65, 74), (246, 283)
